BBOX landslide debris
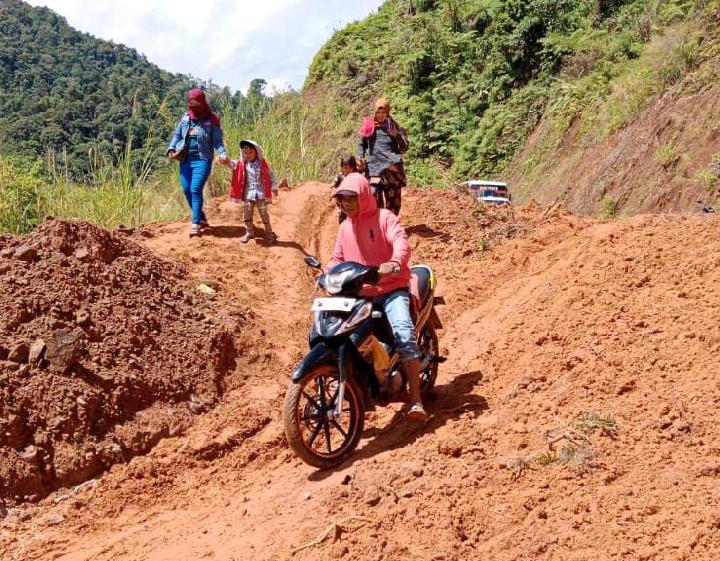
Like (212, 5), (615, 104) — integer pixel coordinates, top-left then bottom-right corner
(404, 189), (560, 262)
(0, 219), (250, 503)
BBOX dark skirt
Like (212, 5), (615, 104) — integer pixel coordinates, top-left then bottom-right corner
(372, 162), (406, 216)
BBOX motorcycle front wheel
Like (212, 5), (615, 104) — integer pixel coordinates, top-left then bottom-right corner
(283, 365), (365, 469)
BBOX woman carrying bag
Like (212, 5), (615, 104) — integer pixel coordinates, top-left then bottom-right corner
(167, 89), (228, 237)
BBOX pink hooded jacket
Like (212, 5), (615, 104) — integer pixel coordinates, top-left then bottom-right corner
(328, 173), (411, 296)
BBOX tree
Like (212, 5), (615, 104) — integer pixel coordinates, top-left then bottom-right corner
(246, 78), (269, 120)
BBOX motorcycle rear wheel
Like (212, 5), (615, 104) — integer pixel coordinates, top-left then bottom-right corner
(283, 365), (365, 469)
(419, 324), (439, 395)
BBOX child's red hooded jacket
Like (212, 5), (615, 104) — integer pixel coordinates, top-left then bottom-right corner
(228, 140), (277, 203)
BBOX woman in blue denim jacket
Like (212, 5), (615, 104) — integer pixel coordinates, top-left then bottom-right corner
(167, 89), (228, 237)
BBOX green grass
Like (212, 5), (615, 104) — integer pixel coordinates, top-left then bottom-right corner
(545, 20), (702, 144)
(531, 411), (618, 472)
(656, 141), (678, 167)
(600, 62), (660, 137)
(0, 156), (44, 234)
(0, 88), (194, 235)
(575, 411), (620, 436)
(209, 89), (357, 196)
(41, 169), (186, 228)
(0, 151), (186, 235)
(477, 237), (493, 256)
(535, 451), (558, 466)
(692, 168), (719, 190)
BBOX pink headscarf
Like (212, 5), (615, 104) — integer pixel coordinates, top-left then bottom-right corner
(188, 89), (221, 126)
(360, 117), (375, 138)
(359, 97), (393, 138)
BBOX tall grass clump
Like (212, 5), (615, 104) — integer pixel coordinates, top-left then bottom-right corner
(206, 88), (358, 196)
(600, 194), (620, 219)
(0, 145), (186, 235)
(0, 155), (44, 234)
(39, 103), (187, 230)
(0, 92), (189, 235)
(41, 149), (185, 229)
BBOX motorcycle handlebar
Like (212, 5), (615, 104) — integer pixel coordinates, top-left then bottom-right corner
(306, 257), (401, 288)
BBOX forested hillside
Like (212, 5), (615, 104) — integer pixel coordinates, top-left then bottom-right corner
(307, 0), (719, 204)
(1, 0), (717, 226)
(0, 0), (256, 177)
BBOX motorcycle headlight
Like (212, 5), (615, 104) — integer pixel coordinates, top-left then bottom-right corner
(315, 310), (346, 337)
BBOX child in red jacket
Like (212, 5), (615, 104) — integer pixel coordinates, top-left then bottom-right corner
(223, 139), (278, 244)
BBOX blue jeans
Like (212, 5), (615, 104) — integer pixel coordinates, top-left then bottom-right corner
(374, 289), (421, 362)
(179, 158), (211, 224)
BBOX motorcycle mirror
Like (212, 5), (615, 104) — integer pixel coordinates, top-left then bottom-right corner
(304, 256), (322, 269)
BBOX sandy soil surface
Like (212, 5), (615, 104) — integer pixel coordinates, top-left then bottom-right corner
(1, 182), (718, 561)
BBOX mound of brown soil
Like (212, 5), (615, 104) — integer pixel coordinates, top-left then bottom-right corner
(403, 188), (554, 262)
(0, 220), (250, 504)
(303, 211), (720, 561)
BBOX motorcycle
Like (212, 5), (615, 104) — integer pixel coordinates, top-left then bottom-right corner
(283, 257), (444, 468)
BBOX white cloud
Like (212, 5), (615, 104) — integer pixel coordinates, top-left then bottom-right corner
(27, 0), (384, 92)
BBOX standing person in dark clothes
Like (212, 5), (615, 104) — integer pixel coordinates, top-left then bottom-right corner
(356, 98), (409, 216)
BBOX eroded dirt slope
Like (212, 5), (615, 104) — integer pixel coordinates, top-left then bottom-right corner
(508, 62), (720, 215)
(1, 183), (719, 561)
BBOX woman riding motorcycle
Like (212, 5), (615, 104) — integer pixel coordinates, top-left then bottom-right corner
(328, 172), (427, 421)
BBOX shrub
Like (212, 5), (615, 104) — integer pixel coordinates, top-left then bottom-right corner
(600, 194), (620, 219)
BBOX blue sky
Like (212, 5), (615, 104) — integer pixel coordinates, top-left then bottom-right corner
(28, 1), (384, 93)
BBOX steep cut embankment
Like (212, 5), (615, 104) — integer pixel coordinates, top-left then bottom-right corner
(1, 185), (719, 560)
(508, 60), (720, 214)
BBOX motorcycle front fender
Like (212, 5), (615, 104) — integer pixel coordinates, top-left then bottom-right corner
(291, 341), (338, 382)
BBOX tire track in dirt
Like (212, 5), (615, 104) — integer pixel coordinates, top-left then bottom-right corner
(0, 182), (350, 561)
(3, 189), (720, 561)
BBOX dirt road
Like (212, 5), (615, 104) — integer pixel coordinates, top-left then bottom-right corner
(2, 184), (719, 560)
